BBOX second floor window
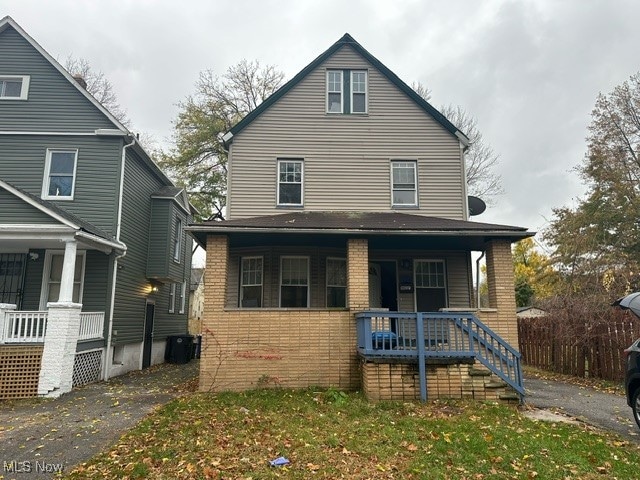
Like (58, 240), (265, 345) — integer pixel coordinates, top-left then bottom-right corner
(42, 149), (78, 200)
(0, 75), (29, 100)
(173, 218), (182, 263)
(277, 159), (303, 206)
(391, 161), (417, 207)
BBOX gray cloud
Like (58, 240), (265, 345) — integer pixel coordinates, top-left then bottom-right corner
(5, 0), (640, 237)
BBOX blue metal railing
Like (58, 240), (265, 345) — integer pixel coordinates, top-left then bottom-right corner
(356, 311), (524, 402)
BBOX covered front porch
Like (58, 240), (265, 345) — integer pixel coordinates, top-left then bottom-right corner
(191, 211), (531, 401)
(0, 181), (125, 398)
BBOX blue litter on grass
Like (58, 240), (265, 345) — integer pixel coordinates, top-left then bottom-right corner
(269, 456), (290, 467)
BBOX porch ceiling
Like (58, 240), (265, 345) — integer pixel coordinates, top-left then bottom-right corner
(188, 211), (534, 251)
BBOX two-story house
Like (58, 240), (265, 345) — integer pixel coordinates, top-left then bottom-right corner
(0, 16), (193, 399)
(190, 34), (533, 402)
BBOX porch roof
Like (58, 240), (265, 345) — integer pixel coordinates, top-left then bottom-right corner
(188, 211), (534, 250)
(0, 179), (126, 254)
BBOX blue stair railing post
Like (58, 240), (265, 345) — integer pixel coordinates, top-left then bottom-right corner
(415, 312), (427, 402)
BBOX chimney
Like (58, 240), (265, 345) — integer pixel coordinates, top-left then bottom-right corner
(73, 75), (87, 90)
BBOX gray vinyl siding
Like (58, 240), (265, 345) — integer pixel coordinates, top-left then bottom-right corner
(146, 199), (171, 279)
(0, 135), (121, 236)
(226, 246), (471, 310)
(21, 249), (45, 310)
(113, 149), (189, 345)
(228, 45), (465, 220)
(0, 26), (115, 132)
(0, 188), (59, 224)
(81, 251), (110, 312)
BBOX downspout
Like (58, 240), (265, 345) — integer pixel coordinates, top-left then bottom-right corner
(476, 251), (486, 309)
(104, 136), (135, 380)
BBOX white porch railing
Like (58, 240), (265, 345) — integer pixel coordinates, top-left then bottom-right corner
(78, 312), (105, 341)
(2, 311), (48, 343)
(0, 310), (105, 344)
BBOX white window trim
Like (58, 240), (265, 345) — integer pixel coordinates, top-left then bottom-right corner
(173, 218), (183, 263)
(240, 256), (263, 308)
(413, 259), (448, 311)
(326, 70), (343, 114)
(326, 257), (347, 308)
(390, 160), (418, 207)
(41, 148), (79, 201)
(39, 249), (86, 309)
(0, 75), (30, 100)
(279, 255), (310, 308)
(350, 70), (368, 114)
(276, 159), (304, 206)
(169, 283), (176, 313)
(179, 281), (186, 314)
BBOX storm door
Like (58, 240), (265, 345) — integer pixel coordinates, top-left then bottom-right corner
(0, 253), (27, 307)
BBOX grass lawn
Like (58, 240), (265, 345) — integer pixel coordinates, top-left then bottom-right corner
(68, 388), (640, 479)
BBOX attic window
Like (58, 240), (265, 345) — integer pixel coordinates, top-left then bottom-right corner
(0, 75), (30, 100)
(326, 70), (367, 114)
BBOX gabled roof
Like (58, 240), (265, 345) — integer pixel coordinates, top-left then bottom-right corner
(151, 186), (199, 215)
(0, 179), (126, 253)
(223, 33), (470, 148)
(0, 15), (128, 133)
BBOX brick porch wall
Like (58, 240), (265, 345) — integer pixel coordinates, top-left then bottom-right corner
(200, 235), (365, 392)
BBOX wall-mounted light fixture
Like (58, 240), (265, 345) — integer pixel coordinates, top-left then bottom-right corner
(149, 281), (160, 294)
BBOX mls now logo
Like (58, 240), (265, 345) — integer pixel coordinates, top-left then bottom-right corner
(3, 461), (64, 474)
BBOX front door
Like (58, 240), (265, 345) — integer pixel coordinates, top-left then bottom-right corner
(414, 260), (447, 312)
(0, 253), (26, 307)
(142, 302), (155, 369)
(369, 261), (398, 311)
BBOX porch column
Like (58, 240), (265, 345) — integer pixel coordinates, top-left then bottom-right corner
(200, 234), (228, 391)
(58, 239), (77, 302)
(38, 239), (82, 397)
(485, 239), (518, 347)
(347, 238), (369, 311)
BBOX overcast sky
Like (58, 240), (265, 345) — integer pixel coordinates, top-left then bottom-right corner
(5, 0), (640, 246)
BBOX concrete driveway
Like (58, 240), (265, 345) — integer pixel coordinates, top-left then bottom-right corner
(525, 375), (639, 442)
(0, 361), (198, 478)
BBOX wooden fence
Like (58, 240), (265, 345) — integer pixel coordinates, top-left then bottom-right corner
(518, 313), (640, 382)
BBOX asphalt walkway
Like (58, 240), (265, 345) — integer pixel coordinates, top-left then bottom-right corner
(0, 361), (198, 479)
(525, 375), (639, 442)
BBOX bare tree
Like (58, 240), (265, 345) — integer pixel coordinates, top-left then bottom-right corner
(412, 82), (504, 203)
(64, 56), (130, 127)
(159, 60), (285, 220)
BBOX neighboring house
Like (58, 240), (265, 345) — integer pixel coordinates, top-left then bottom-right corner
(0, 16), (193, 399)
(189, 34), (534, 402)
(516, 307), (547, 319)
(189, 267), (205, 334)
